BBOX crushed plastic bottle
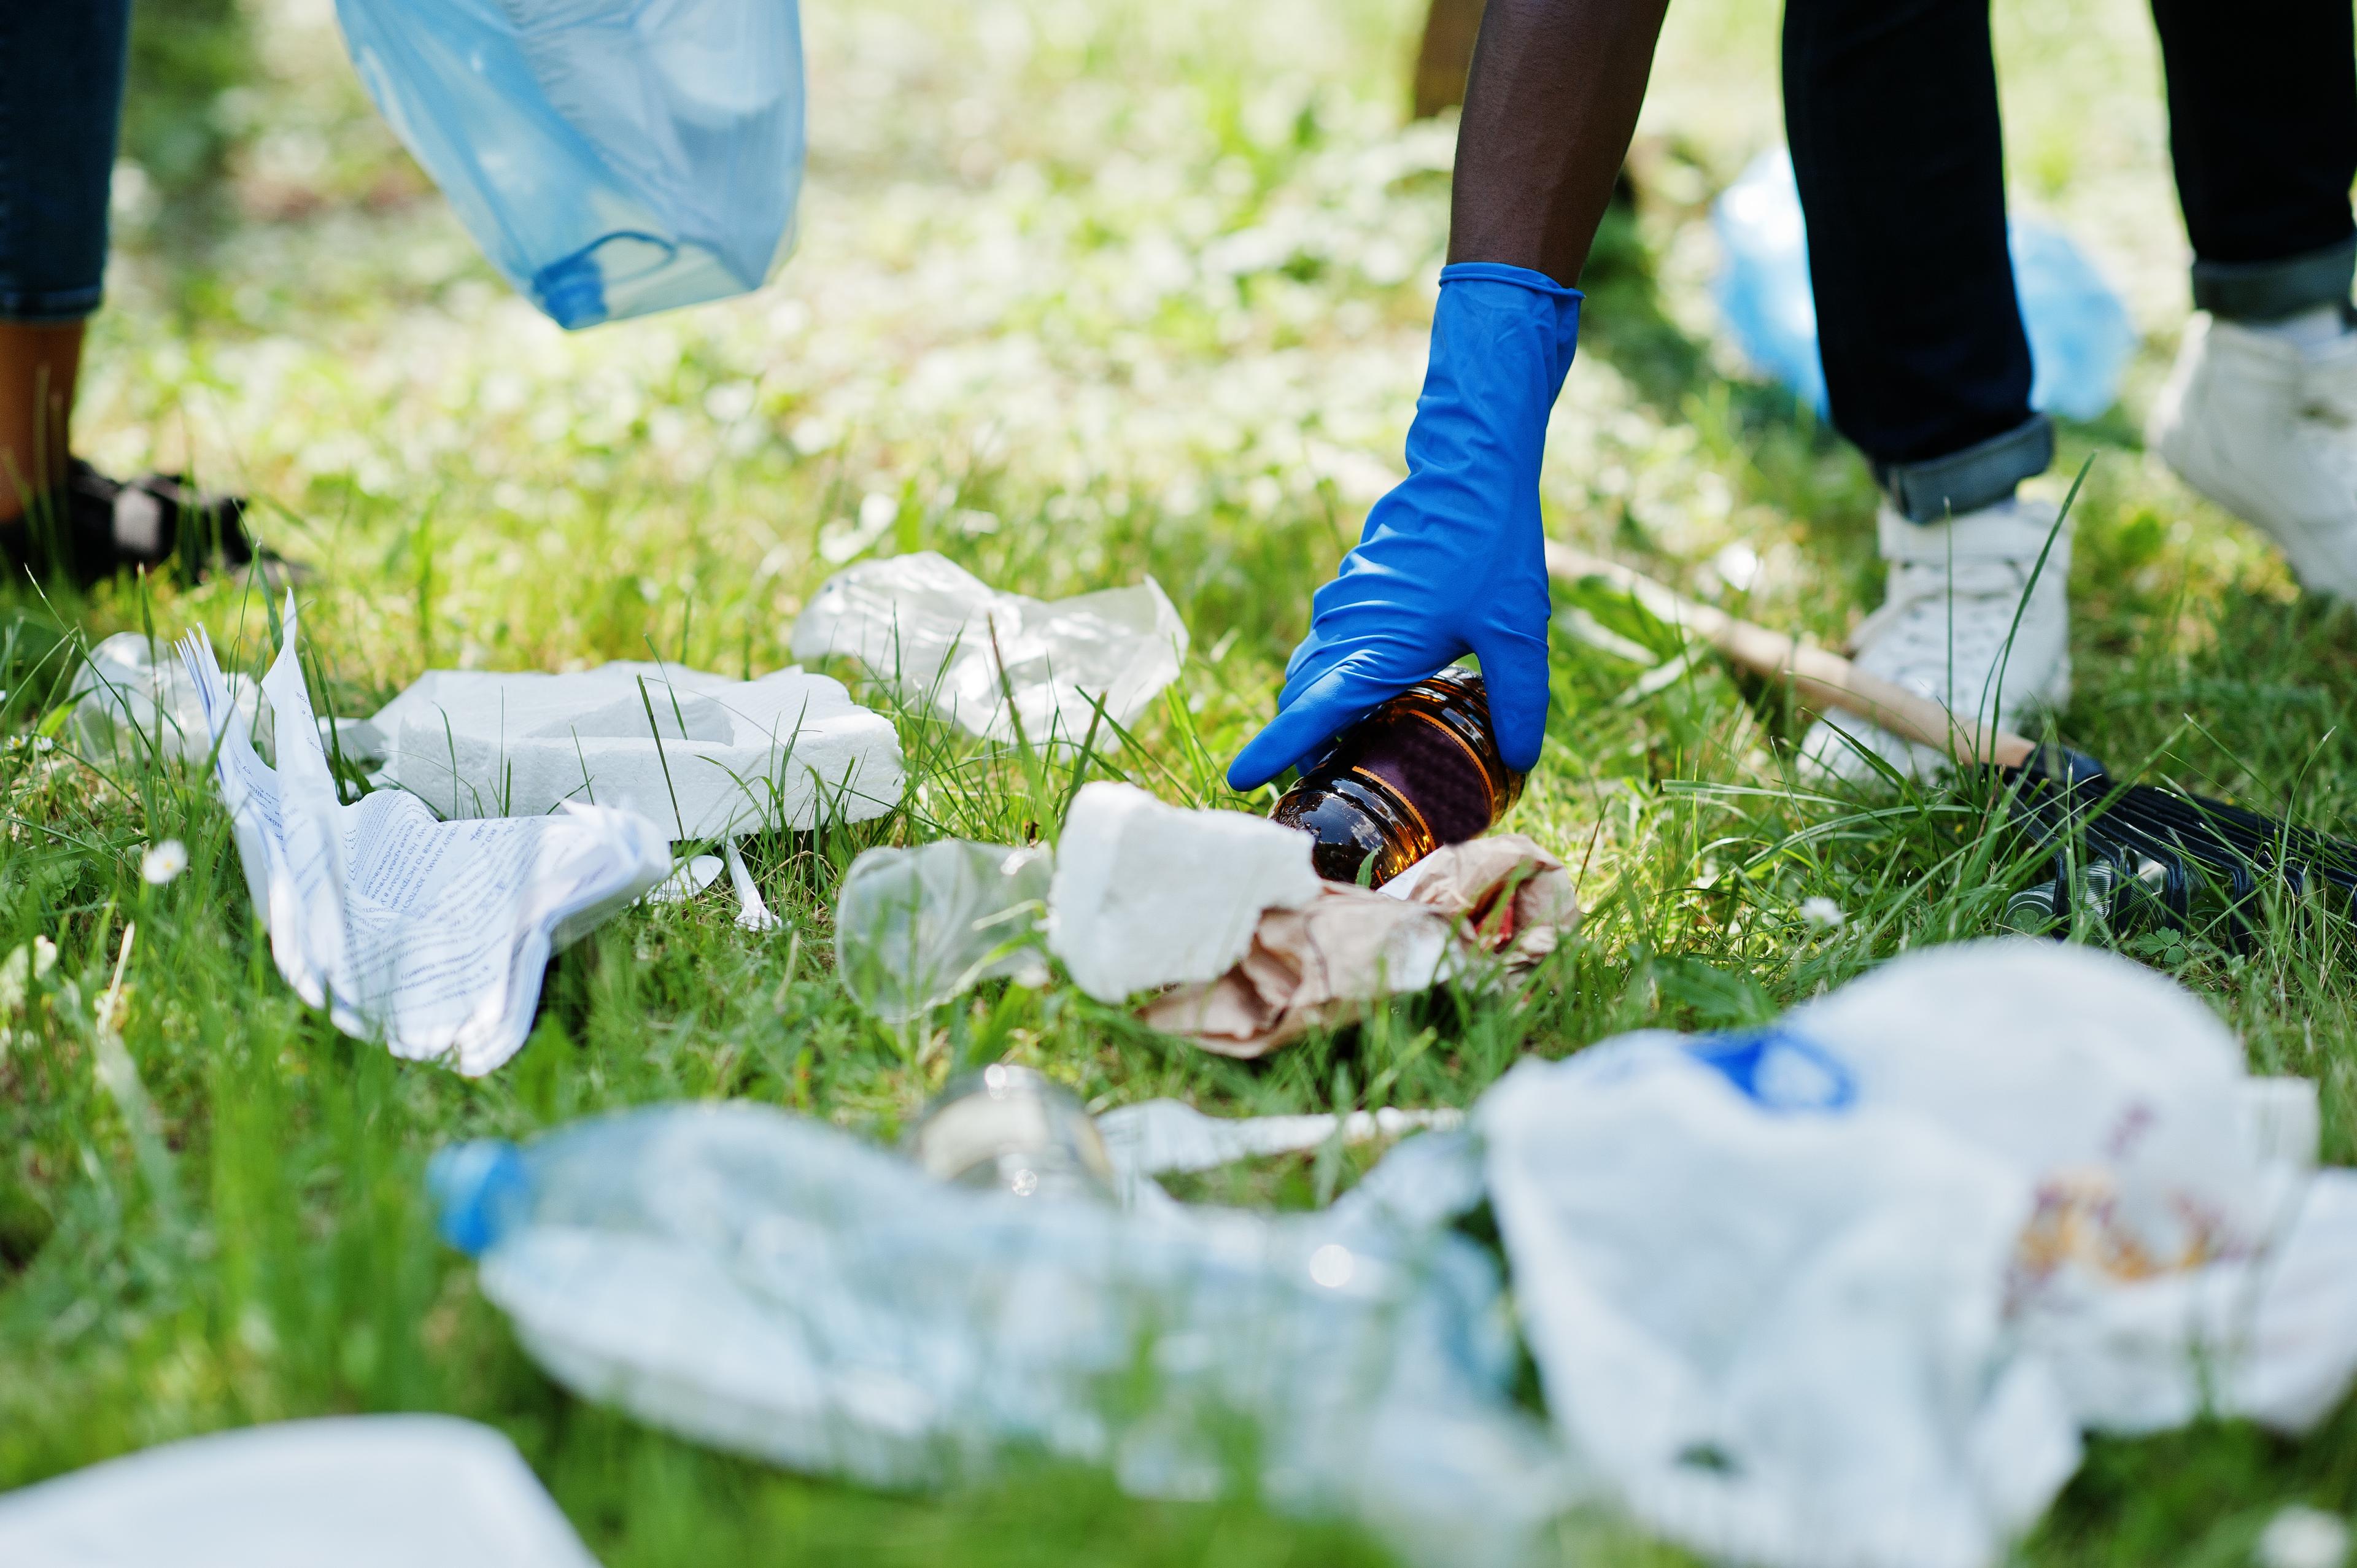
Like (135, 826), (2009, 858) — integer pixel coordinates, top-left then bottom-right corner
(1713, 147), (2136, 422)
(427, 1101), (1576, 1567)
(790, 552), (1188, 744)
(333, 0), (805, 329)
(834, 840), (1053, 1021)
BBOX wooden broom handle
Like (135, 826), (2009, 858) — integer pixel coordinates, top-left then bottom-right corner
(1544, 543), (2038, 770)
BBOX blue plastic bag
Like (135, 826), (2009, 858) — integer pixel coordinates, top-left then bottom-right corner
(336, 0), (806, 329)
(1713, 147), (2137, 422)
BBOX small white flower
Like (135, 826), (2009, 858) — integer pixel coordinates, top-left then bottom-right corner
(141, 840), (189, 886)
(1799, 897), (1845, 932)
(0, 936), (57, 1014)
(2258, 1507), (2350, 1568)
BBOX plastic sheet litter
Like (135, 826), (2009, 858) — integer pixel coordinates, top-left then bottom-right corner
(333, 0), (805, 329)
(180, 597), (671, 1076)
(790, 553), (1188, 744)
(429, 1100), (1578, 1568)
(1714, 147), (2136, 422)
(1045, 782), (1322, 1003)
(1096, 1098), (1463, 1199)
(1141, 834), (1580, 1056)
(355, 661), (902, 840)
(0, 1416), (598, 1568)
(71, 632), (264, 763)
(835, 840), (1053, 1022)
(1478, 939), (2357, 1568)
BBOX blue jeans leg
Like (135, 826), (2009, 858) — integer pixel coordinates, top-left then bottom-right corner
(0, 0), (134, 323)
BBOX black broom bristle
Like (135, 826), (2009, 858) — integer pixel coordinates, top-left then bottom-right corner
(1996, 746), (2357, 943)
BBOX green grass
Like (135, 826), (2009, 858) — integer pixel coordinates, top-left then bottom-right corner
(5, 0), (2357, 1560)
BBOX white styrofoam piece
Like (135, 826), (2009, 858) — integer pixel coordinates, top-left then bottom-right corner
(1045, 782), (1320, 1002)
(374, 662), (902, 839)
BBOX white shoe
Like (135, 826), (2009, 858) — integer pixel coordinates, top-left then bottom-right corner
(1799, 496), (2072, 784)
(2149, 312), (2357, 597)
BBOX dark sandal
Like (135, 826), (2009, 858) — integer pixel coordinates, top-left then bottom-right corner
(5, 460), (290, 590)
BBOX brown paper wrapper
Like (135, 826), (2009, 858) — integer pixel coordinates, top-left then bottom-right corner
(1139, 833), (1580, 1057)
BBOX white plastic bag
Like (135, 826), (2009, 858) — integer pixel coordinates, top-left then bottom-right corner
(1482, 940), (2357, 1568)
(0, 1416), (597, 1568)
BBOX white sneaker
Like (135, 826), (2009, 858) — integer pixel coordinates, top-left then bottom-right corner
(2149, 312), (2357, 597)
(1798, 496), (2072, 784)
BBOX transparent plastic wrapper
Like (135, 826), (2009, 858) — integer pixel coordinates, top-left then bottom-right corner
(428, 1102), (1579, 1568)
(334, 0), (805, 328)
(1714, 147), (2135, 422)
(71, 632), (264, 763)
(0, 1416), (598, 1568)
(790, 553), (1189, 744)
(834, 840), (1053, 1022)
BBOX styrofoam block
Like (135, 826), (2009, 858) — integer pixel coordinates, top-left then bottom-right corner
(376, 662), (902, 838)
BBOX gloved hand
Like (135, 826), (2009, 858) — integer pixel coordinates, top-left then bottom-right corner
(1227, 262), (1582, 791)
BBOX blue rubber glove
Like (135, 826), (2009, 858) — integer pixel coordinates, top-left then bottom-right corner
(1228, 262), (1582, 790)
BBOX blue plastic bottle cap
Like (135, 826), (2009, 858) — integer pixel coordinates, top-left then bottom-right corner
(530, 253), (610, 332)
(427, 1140), (531, 1256)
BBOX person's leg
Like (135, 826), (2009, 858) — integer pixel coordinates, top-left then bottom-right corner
(2146, 0), (2357, 596)
(0, 0), (131, 523)
(2153, 0), (2356, 322)
(1781, 0), (2070, 782)
(0, 322), (84, 511)
(1782, 0), (2050, 521)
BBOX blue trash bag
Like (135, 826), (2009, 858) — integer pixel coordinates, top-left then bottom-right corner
(335, 0), (806, 330)
(1712, 147), (2137, 423)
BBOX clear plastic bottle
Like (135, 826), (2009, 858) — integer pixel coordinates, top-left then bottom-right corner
(420, 1101), (1571, 1561)
(1271, 667), (1525, 887)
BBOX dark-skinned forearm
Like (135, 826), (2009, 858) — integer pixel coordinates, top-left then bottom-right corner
(1446, 0), (1672, 287)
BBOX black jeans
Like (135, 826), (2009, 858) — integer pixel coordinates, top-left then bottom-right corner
(1784, 0), (2357, 520)
(0, 0), (132, 322)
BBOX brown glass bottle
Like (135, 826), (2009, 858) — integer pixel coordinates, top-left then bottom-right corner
(1270, 666), (1525, 887)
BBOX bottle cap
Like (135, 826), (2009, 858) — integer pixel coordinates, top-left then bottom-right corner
(427, 1140), (532, 1256)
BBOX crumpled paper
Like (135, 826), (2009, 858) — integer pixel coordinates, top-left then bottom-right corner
(789, 552), (1188, 743)
(180, 597), (671, 1075)
(1142, 834), (1579, 1056)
